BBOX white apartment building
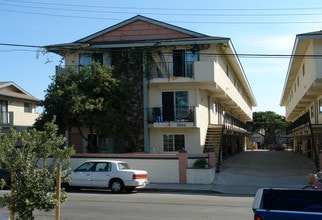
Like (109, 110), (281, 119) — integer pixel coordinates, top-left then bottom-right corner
(45, 15), (256, 166)
(280, 30), (322, 170)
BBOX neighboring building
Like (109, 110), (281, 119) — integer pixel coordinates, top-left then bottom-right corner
(0, 81), (40, 132)
(251, 129), (265, 149)
(45, 15), (256, 165)
(280, 30), (322, 169)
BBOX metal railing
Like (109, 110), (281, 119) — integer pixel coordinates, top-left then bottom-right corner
(286, 111), (319, 172)
(223, 112), (251, 132)
(147, 62), (194, 80)
(56, 62), (195, 80)
(0, 112), (13, 127)
(56, 65), (86, 74)
(147, 106), (195, 123)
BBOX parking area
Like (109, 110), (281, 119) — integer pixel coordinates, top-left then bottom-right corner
(213, 150), (316, 195)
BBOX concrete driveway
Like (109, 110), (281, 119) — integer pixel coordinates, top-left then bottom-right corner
(212, 150), (317, 195)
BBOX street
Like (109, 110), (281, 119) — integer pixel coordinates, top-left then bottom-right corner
(0, 190), (254, 220)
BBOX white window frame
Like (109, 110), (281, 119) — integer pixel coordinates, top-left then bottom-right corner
(162, 133), (185, 152)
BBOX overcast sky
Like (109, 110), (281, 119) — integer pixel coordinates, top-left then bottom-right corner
(2, 0), (322, 116)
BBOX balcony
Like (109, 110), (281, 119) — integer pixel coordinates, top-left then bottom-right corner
(56, 65), (82, 74)
(147, 61), (194, 80)
(147, 106), (195, 128)
(0, 112), (13, 127)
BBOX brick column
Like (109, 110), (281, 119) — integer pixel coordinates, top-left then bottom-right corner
(178, 151), (188, 184)
(208, 152), (216, 168)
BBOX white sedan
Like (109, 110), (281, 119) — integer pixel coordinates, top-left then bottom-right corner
(66, 160), (148, 193)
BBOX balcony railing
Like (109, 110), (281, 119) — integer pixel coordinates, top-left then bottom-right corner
(56, 62), (195, 80)
(147, 62), (194, 80)
(56, 65), (84, 74)
(147, 106), (195, 123)
(0, 112), (13, 127)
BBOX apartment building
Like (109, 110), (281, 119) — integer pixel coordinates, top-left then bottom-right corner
(45, 15), (256, 163)
(0, 81), (40, 132)
(280, 30), (322, 169)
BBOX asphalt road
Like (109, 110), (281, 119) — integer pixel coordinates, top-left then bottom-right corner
(0, 190), (254, 220)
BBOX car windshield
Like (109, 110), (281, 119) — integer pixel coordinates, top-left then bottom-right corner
(118, 162), (130, 170)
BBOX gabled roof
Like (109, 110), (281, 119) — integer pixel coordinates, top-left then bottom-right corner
(0, 81), (40, 102)
(77, 15), (208, 43)
(45, 15), (230, 51)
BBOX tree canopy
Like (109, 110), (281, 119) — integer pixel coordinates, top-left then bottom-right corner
(252, 111), (290, 144)
(0, 121), (75, 220)
(35, 54), (147, 153)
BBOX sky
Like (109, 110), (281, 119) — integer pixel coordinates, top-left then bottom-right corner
(2, 0), (322, 116)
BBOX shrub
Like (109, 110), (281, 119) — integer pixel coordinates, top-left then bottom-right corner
(193, 159), (208, 168)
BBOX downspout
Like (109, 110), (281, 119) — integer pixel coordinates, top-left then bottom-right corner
(143, 50), (150, 153)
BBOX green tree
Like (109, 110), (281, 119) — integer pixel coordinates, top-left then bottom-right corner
(35, 62), (129, 152)
(252, 111), (290, 145)
(0, 121), (75, 220)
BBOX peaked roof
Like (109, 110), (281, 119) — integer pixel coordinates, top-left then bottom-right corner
(0, 81), (40, 102)
(45, 15), (230, 51)
(77, 15), (208, 43)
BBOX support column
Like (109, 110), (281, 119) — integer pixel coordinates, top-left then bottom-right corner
(178, 151), (188, 184)
(208, 152), (216, 168)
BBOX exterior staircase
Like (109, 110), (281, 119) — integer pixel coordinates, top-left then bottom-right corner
(203, 124), (223, 171)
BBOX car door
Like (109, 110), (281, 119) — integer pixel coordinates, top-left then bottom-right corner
(91, 162), (111, 187)
(70, 162), (95, 187)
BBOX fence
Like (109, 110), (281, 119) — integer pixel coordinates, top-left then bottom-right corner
(70, 151), (216, 184)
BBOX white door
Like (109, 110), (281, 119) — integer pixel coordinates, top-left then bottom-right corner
(70, 162), (95, 187)
(91, 162), (111, 187)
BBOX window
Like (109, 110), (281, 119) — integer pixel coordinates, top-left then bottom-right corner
(0, 100), (8, 124)
(319, 99), (322, 114)
(79, 53), (103, 66)
(163, 134), (185, 152)
(76, 162), (95, 172)
(162, 91), (188, 121)
(173, 49), (198, 77)
(118, 162), (130, 170)
(95, 162), (110, 172)
(24, 103), (32, 113)
(302, 64), (305, 76)
(311, 105), (314, 118)
(297, 76), (299, 87)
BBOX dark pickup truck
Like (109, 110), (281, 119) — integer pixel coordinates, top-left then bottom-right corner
(252, 188), (322, 220)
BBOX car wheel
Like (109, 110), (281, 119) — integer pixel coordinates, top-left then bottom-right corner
(125, 186), (136, 192)
(110, 179), (124, 193)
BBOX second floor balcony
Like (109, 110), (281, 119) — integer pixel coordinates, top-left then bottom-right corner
(147, 106), (195, 127)
(147, 61), (194, 80)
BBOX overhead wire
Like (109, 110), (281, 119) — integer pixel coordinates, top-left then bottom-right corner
(2, 0), (322, 24)
(3, 0), (322, 12)
(1, 43), (322, 59)
(2, 1), (322, 17)
(2, 0), (322, 57)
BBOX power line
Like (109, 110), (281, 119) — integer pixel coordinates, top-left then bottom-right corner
(3, 2), (322, 17)
(2, 8), (322, 24)
(1, 42), (322, 59)
(2, 0), (322, 24)
(3, 0), (322, 12)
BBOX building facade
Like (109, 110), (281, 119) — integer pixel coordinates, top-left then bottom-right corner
(0, 81), (40, 132)
(280, 30), (322, 170)
(45, 16), (256, 166)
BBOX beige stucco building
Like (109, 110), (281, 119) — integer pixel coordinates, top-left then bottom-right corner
(280, 30), (322, 170)
(46, 15), (256, 166)
(0, 81), (40, 132)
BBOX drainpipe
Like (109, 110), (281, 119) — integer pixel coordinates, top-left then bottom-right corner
(143, 50), (150, 153)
